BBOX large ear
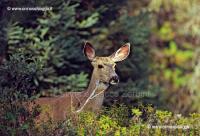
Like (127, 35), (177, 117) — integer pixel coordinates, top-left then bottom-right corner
(83, 41), (95, 61)
(110, 43), (130, 62)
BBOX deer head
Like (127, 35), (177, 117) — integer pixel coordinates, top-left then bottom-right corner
(84, 42), (130, 85)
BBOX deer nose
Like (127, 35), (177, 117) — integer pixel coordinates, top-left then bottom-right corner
(110, 75), (119, 85)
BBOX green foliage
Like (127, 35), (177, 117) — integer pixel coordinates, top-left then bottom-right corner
(98, 115), (118, 135)
(39, 72), (88, 96)
(30, 106), (200, 135)
(103, 104), (129, 126)
(162, 40), (193, 88)
(7, 3), (85, 69)
(104, 12), (153, 107)
(188, 49), (200, 112)
(157, 22), (175, 41)
(7, 3), (93, 95)
(119, 12), (150, 79)
(156, 110), (172, 123)
(76, 12), (100, 28)
(132, 108), (142, 117)
(148, 0), (199, 114)
(64, 73), (88, 92)
(151, 25), (194, 88)
(0, 54), (39, 101)
(149, 0), (200, 37)
(0, 54), (38, 135)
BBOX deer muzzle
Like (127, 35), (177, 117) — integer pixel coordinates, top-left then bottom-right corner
(109, 75), (119, 85)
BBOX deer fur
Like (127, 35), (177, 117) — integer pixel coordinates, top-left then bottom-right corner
(28, 42), (130, 122)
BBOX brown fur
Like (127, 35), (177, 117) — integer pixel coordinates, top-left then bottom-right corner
(27, 42), (130, 122)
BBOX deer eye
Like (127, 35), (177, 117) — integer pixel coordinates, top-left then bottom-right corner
(98, 65), (104, 69)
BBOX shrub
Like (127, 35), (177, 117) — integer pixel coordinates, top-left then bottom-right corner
(0, 54), (39, 135)
(47, 106), (200, 136)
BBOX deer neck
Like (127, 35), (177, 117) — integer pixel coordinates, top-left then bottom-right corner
(85, 69), (109, 96)
(74, 69), (109, 113)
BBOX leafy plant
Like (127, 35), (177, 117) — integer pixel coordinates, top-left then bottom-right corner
(0, 54), (39, 135)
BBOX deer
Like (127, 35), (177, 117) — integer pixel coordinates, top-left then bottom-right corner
(28, 42), (130, 123)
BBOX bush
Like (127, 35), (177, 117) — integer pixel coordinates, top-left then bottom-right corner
(31, 105), (200, 135)
(0, 53), (88, 135)
(0, 54), (39, 135)
(148, 0), (200, 114)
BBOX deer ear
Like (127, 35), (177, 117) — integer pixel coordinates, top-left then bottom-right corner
(110, 43), (130, 62)
(83, 41), (95, 61)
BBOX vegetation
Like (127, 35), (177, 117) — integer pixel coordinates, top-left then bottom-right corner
(21, 105), (200, 135)
(148, 0), (200, 114)
(0, 0), (200, 135)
